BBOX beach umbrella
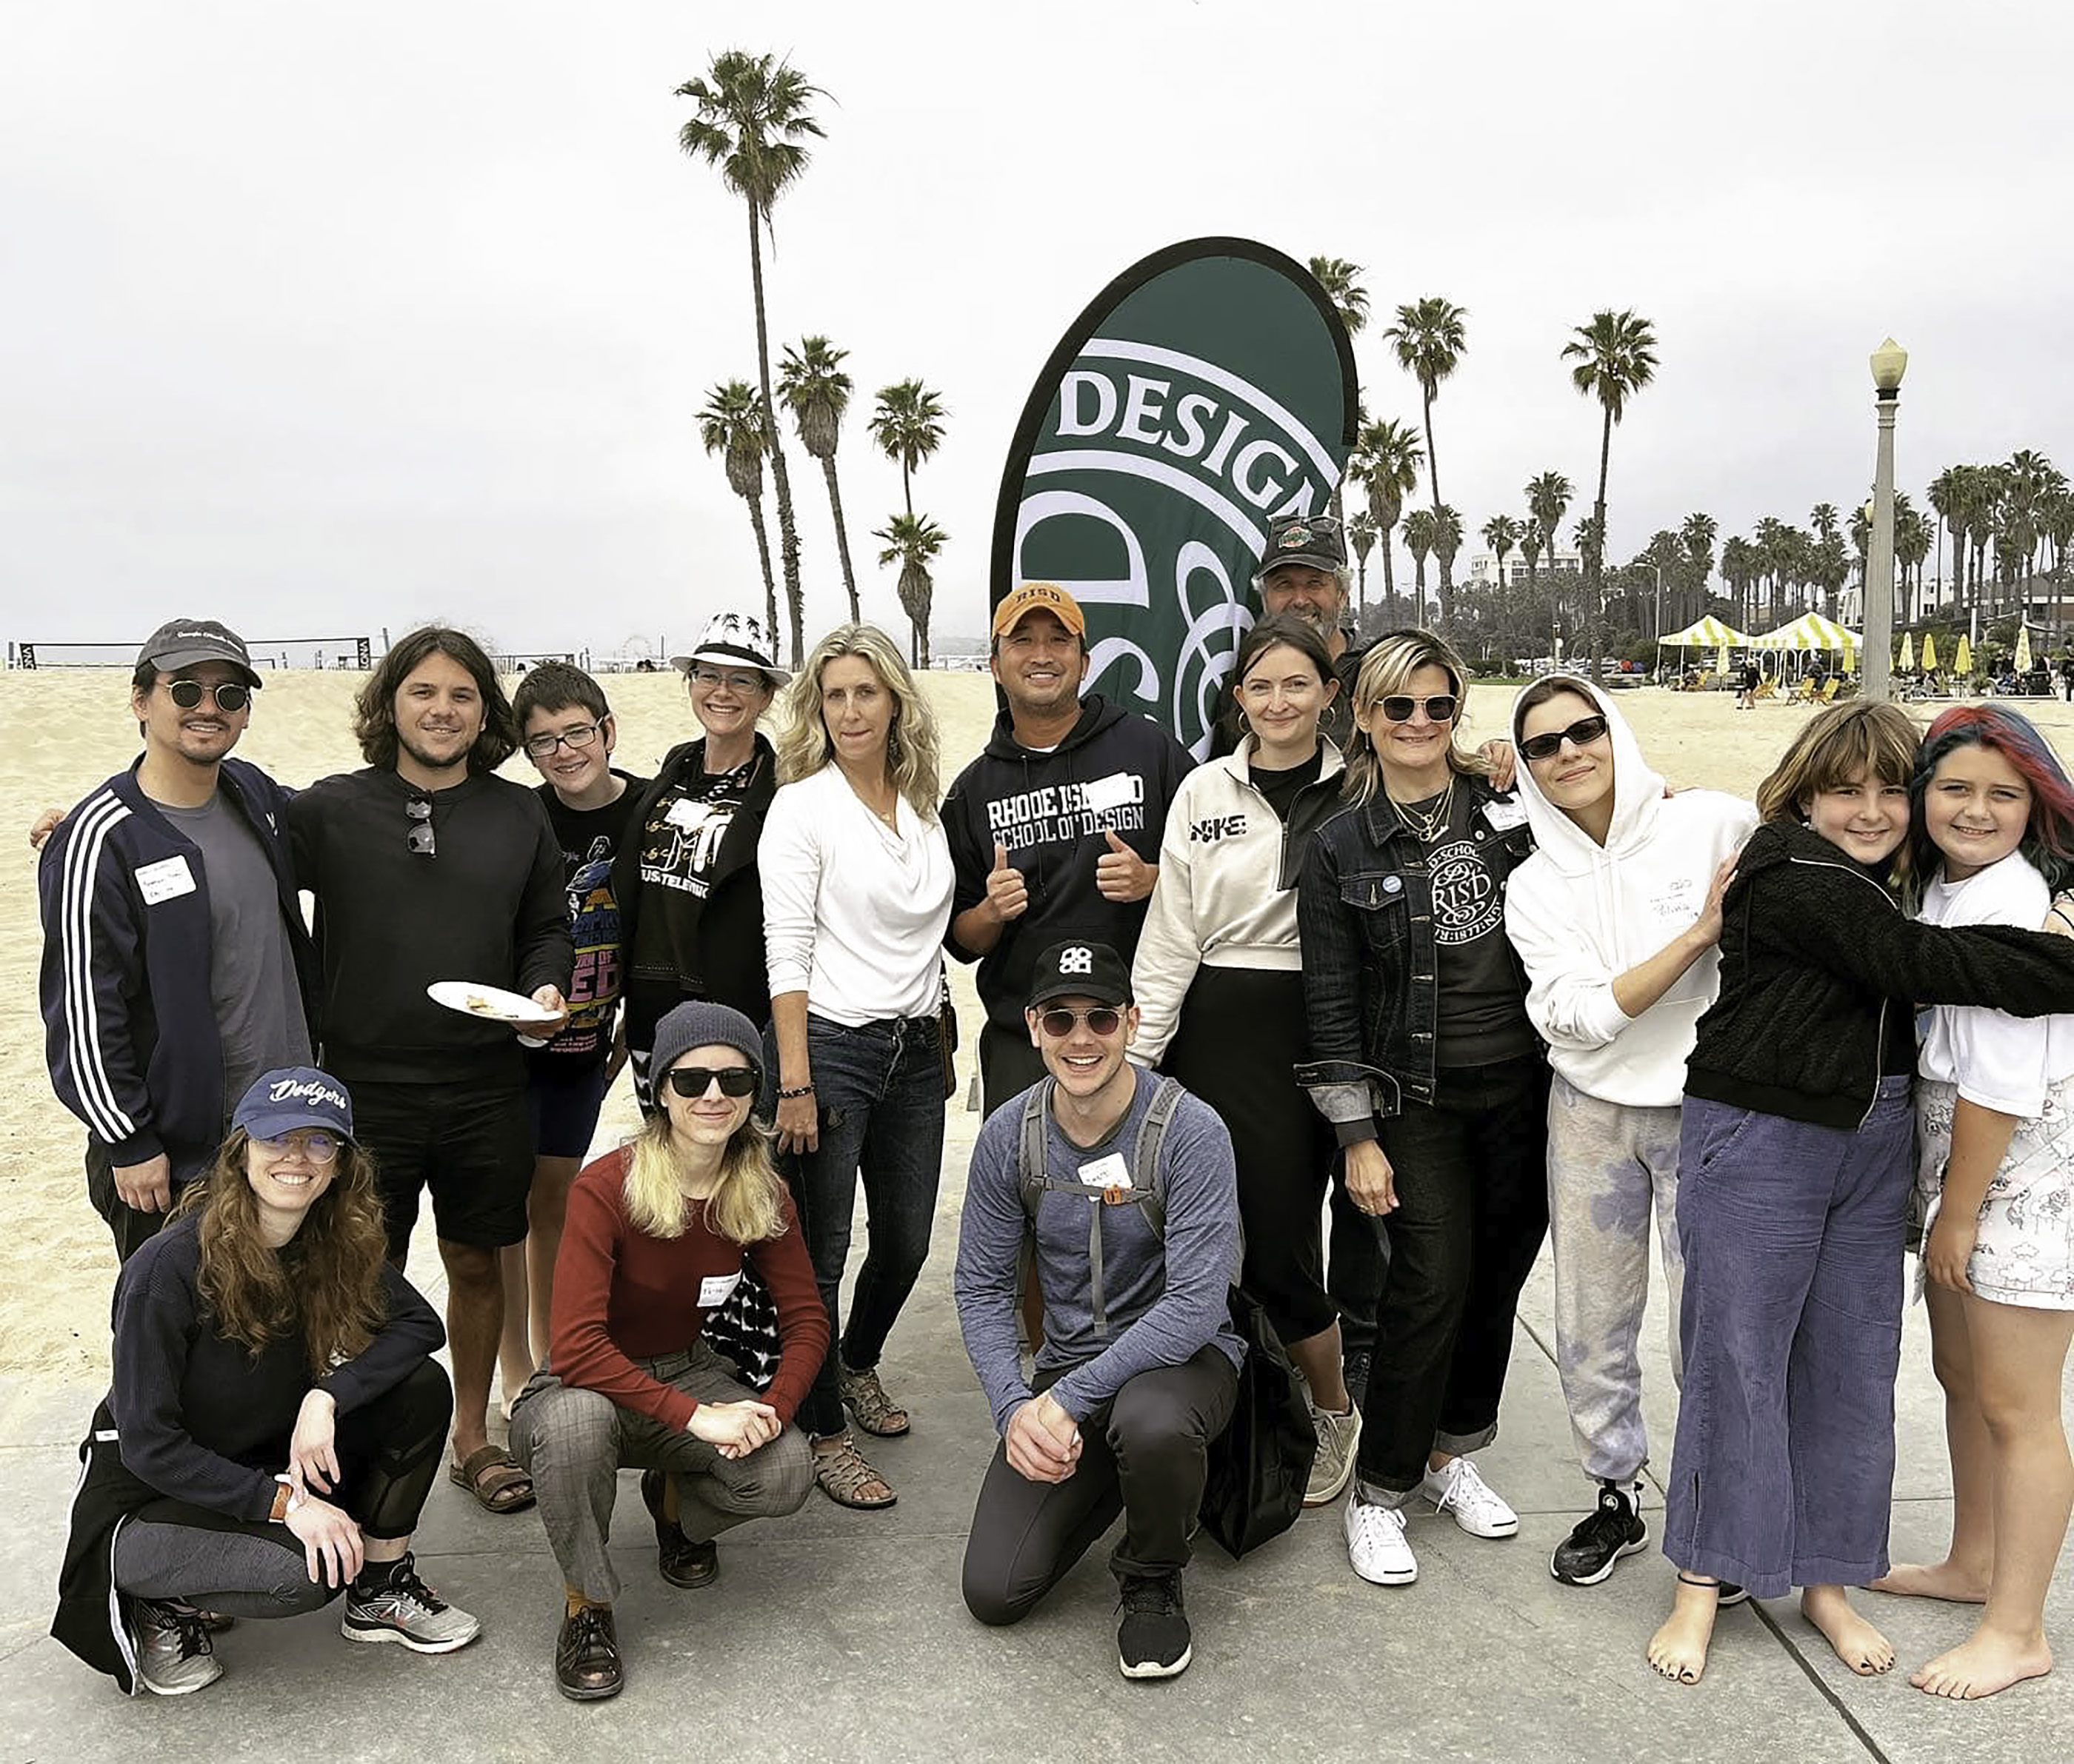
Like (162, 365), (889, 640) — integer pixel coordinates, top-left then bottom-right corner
(1955, 635), (1973, 675)
(1921, 632), (1938, 671)
(1898, 632), (1915, 671)
(1842, 637), (1858, 673)
(2016, 624), (2033, 672)
(1717, 642), (1731, 676)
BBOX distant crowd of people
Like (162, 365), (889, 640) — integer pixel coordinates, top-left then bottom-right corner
(33, 512), (2074, 1703)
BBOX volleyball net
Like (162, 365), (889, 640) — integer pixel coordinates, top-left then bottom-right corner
(11, 636), (374, 671)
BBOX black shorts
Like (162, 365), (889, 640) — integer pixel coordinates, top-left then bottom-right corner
(524, 1052), (610, 1160)
(350, 1079), (533, 1255)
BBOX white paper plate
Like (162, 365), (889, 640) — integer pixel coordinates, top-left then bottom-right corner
(427, 980), (561, 1029)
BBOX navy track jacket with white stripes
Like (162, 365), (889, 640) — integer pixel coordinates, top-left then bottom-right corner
(36, 758), (315, 1180)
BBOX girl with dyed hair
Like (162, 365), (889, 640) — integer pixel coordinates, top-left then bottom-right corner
(1871, 705), (2074, 1700)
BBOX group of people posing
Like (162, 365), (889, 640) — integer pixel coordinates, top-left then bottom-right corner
(36, 510), (2074, 1703)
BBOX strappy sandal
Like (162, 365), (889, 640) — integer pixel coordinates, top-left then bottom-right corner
(450, 1443), (536, 1514)
(838, 1361), (911, 1437)
(812, 1435), (897, 1509)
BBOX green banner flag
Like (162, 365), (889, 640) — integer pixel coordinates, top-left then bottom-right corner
(990, 238), (1358, 756)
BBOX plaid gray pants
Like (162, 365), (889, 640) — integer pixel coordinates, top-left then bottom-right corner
(509, 1340), (814, 1603)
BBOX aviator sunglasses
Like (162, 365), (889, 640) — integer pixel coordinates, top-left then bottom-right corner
(166, 679), (251, 713)
(1037, 1006), (1124, 1038)
(667, 1065), (759, 1099)
(1519, 715), (1610, 764)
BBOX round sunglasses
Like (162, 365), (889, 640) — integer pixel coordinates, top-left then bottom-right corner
(166, 679), (251, 713)
(1036, 1006), (1124, 1038)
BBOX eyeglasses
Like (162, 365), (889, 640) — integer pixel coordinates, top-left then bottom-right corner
(1037, 1006), (1124, 1038)
(1519, 715), (1610, 763)
(666, 1065), (759, 1099)
(522, 722), (601, 758)
(253, 1129), (340, 1164)
(1378, 694), (1459, 724)
(405, 795), (435, 857)
(166, 679), (250, 713)
(692, 667), (767, 694)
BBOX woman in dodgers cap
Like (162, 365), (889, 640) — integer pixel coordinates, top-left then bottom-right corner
(53, 1066), (476, 1697)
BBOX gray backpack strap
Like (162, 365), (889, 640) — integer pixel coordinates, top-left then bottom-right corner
(1016, 1078), (1053, 1221)
(1130, 1075), (1185, 1241)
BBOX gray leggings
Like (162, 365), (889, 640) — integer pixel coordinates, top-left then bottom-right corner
(116, 1517), (334, 1619)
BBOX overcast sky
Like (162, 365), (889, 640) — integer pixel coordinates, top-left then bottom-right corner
(5, 1), (2068, 661)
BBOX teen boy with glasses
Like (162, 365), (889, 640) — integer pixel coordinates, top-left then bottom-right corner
(39, 619), (316, 1258)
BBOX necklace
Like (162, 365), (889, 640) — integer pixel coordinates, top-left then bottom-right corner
(1386, 773), (1456, 843)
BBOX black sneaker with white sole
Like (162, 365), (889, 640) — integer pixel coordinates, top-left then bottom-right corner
(1116, 1573), (1191, 1679)
(1550, 1481), (1648, 1586)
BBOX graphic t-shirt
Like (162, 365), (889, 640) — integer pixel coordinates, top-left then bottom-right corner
(534, 772), (646, 1064)
(628, 757), (758, 1001)
(1416, 788), (1536, 1067)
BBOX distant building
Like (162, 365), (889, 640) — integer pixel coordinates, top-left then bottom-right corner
(1467, 549), (1581, 589)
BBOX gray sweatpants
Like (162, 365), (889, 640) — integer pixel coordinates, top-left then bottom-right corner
(1546, 1073), (1685, 1484)
(510, 1342), (815, 1604)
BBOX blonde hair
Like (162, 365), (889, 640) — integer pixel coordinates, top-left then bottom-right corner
(1341, 629), (1490, 805)
(620, 1106), (786, 1245)
(1755, 699), (1921, 886)
(773, 623), (941, 818)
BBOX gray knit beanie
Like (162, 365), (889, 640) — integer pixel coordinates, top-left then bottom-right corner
(650, 1000), (764, 1089)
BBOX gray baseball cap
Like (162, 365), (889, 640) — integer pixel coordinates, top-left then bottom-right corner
(136, 618), (261, 687)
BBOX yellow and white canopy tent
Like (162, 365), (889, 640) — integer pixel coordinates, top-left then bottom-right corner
(1661, 615), (1750, 684)
(1750, 612), (1864, 680)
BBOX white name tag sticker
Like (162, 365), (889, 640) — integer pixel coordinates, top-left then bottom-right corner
(1482, 801), (1530, 832)
(1078, 1152), (1131, 1190)
(134, 855), (197, 904)
(698, 1272), (741, 1309)
(1080, 772), (1136, 815)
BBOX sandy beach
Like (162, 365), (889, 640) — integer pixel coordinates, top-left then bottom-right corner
(8, 664), (2074, 1385)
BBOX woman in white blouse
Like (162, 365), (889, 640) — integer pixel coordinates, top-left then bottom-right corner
(761, 624), (954, 1509)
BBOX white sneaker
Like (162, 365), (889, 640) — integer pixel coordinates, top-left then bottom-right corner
(1344, 1492), (1418, 1586)
(1421, 1457), (1519, 1539)
(1304, 1401), (1362, 1507)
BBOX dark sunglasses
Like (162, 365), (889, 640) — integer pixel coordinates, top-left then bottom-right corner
(1038, 1006), (1124, 1038)
(405, 795), (436, 857)
(666, 1065), (759, 1099)
(1378, 693), (1458, 724)
(1520, 715), (1611, 763)
(166, 679), (250, 713)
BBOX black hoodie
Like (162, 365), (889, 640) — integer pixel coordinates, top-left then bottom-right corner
(941, 693), (1194, 1035)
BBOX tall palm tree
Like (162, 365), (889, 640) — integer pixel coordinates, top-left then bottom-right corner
(1347, 512), (1378, 616)
(1720, 535), (1753, 629)
(1927, 466), (1968, 616)
(1679, 512), (1718, 629)
(677, 50), (826, 666)
(1358, 417), (1423, 627)
(1895, 495), (1932, 624)
(1526, 470), (1574, 629)
(777, 335), (860, 623)
(869, 379), (947, 518)
(1562, 308), (1658, 680)
(1482, 513), (1521, 653)
(1401, 509), (1436, 620)
(875, 512), (947, 669)
(698, 378), (778, 638)
(1431, 505), (1464, 629)
(1383, 297), (1468, 517)
(1308, 255), (1370, 336)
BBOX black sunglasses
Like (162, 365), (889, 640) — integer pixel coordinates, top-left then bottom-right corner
(666, 1065), (759, 1099)
(1520, 714), (1610, 763)
(1378, 693), (1459, 724)
(167, 679), (250, 713)
(1037, 1006), (1124, 1038)
(405, 795), (435, 857)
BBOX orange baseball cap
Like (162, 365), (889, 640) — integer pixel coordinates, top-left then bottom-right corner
(991, 581), (1087, 641)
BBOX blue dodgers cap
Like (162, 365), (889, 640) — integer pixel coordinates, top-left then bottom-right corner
(233, 1066), (354, 1142)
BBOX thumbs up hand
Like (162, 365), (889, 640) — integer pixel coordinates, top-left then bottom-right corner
(984, 841), (1029, 926)
(1095, 829), (1156, 903)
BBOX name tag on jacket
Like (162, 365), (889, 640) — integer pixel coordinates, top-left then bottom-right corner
(135, 855), (197, 904)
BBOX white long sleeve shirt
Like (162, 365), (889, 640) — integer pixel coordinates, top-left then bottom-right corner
(759, 766), (953, 1025)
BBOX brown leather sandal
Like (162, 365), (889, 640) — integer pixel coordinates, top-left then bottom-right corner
(838, 1362), (911, 1437)
(450, 1444), (536, 1514)
(812, 1435), (896, 1509)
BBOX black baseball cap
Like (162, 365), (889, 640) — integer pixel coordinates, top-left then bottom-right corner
(1027, 940), (1133, 1009)
(1256, 514), (1347, 577)
(136, 618), (262, 688)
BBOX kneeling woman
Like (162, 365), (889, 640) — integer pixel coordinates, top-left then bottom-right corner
(56, 1068), (474, 1697)
(511, 1001), (826, 1702)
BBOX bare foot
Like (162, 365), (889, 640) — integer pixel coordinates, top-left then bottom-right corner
(1911, 1630), (2053, 1700)
(1647, 1582), (1721, 1685)
(1802, 1585), (1896, 1675)
(1869, 1559), (1990, 1603)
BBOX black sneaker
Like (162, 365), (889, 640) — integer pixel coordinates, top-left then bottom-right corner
(1116, 1573), (1192, 1680)
(1550, 1482), (1648, 1586)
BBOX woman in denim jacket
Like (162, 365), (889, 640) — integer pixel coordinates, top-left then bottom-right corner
(1296, 629), (1547, 1590)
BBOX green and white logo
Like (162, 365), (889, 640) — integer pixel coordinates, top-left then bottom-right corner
(990, 239), (1357, 756)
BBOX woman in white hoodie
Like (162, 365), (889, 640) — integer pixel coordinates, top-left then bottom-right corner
(1131, 615), (1360, 1508)
(1503, 675), (1754, 1588)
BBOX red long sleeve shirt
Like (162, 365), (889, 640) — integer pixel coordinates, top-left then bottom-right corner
(549, 1149), (828, 1430)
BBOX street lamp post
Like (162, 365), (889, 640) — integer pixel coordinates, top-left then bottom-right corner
(1863, 337), (1908, 700)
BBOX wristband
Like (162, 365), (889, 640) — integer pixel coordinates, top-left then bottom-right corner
(777, 1083), (816, 1100)
(271, 1473), (306, 1523)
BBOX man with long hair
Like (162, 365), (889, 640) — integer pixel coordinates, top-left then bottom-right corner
(287, 626), (571, 1517)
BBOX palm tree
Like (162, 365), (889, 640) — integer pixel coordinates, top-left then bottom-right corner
(1347, 512), (1378, 616)
(1562, 308), (1658, 680)
(1431, 505), (1464, 629)
(1720, 536), (1753, 629)
(869, 379), (947, 518)
(1383, 297), (1468, 516)
(698, 378), (778, 638)
(1358, 417), (1423, 627)
(1309, 256), (1370, 336)
(1679, 512), (1718, 629)
(777, 335), (860, 623)
(1482, 514), (1521, 653)
(1526, 470), (1574, 629)
(677, 50), (827, 666)
(875, 512), (947, 669)
(1402, 509), (1436, 620)
(1927, 466), (1968, 617)
(1895, 495), (1932, 623)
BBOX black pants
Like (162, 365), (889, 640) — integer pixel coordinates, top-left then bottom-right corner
(1328, 1172), (1386, 1356)
(977, 1018), (1046, 1117)
(84, 1137), (192, 1264)
(961, 1346), (1238, 1626)
(113, 1360), (453, 1616)
(1354, 1055), (1550, 1496)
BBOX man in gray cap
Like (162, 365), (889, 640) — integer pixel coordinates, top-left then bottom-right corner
(37, 619), (316, 1257)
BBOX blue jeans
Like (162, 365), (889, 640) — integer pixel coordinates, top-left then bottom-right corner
(776, 1012), (947, 1437)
